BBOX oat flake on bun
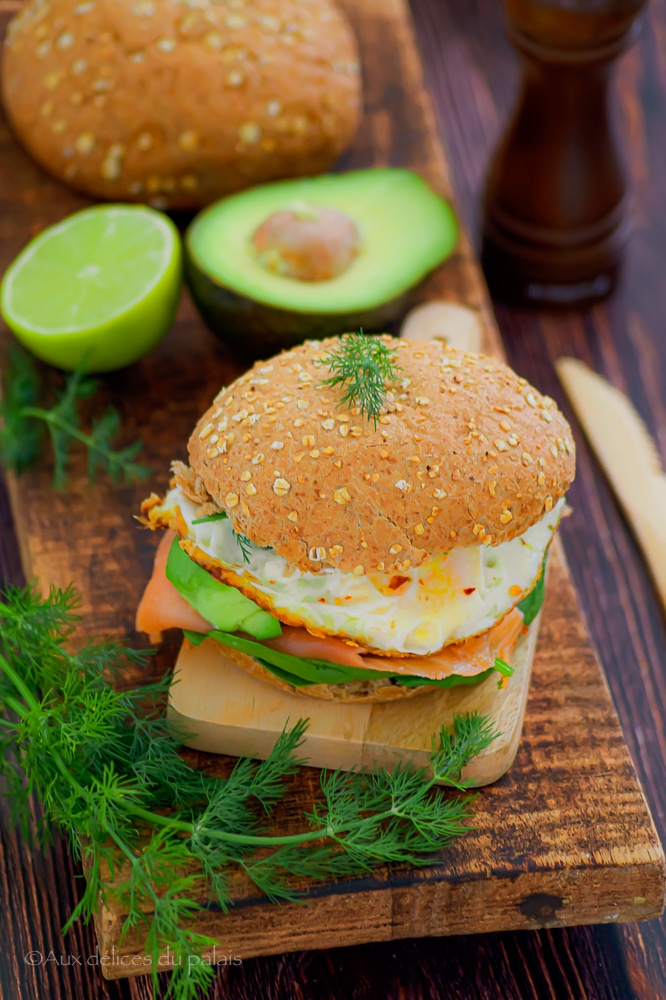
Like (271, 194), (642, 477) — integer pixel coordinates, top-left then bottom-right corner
(183, 337), (575, 576)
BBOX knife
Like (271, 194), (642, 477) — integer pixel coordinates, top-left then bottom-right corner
(556, 357), (666, 611)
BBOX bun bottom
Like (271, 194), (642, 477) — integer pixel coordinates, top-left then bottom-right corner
(168, 611), (540, 784)
(213, 640), (479, 704)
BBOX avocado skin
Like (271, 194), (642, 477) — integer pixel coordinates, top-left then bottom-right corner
(185, 254), (410, 362)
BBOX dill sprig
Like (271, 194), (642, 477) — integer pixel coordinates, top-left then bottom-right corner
(0, 344), (151, 489)
(314, 332), (401, 426)
(190, 510), (257, 564)
(234, 531), (254, 564)
(0, 582), (497, 999)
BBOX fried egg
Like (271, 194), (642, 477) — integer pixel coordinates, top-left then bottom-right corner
(157, 486), (563, 655)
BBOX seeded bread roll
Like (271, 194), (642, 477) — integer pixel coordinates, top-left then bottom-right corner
(186, 337), (575, 576)
(2, 0), (361, 209)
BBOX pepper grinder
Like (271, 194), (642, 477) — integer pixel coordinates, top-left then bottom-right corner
(481, 0), (646, 308)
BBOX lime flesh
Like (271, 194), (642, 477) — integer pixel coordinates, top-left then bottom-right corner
(1, 205), (182, 372)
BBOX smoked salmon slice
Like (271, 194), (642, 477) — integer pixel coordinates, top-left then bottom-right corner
(361, 607), (524, 680)
(262, 627), (370, 668)
(135, 531), (212, 641)
(137, 531), (524, 678)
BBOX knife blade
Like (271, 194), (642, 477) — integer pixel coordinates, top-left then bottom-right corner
(556, 357), (666, 611)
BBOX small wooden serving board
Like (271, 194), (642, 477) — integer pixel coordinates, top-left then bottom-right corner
(168, 610), (539, 787)
(0, 0), (663, 981)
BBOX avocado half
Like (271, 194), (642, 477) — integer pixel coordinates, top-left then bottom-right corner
(184, 168), (458, 359)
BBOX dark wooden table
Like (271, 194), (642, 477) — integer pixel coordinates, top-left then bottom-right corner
(1, 0), (665, 997)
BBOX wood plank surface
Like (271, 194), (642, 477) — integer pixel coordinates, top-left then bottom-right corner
(409, 4), (666, 999)
(94, 553), (663, 980)
(2, 0), (663, 975)
(1, 0), (666, 999)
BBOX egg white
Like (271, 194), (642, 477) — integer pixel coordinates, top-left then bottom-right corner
(160, 487), (563, 655)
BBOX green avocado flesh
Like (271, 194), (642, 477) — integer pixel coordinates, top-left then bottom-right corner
(185, 169), (458, 356)
(187, 169), (458, 313)
(175, 546), (547, 691)
(166, 538), (281, 640)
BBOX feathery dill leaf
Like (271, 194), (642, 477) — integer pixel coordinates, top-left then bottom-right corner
(189, 510), (256, 564)
(0, 344), (43, 472)
(314, 332), (401, 426)
(0, 344), (151, 488)
(234, 532), (254, 564)
(0, 582), (496, 999)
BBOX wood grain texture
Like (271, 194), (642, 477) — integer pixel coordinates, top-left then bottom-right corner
(0, 1), (666, 999)
(94, 552), (663, 980)
(408, 3), (666, 1000)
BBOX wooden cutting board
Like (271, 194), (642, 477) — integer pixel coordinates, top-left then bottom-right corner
(0, 0), (663, 982)
(167, 609), (539, 787)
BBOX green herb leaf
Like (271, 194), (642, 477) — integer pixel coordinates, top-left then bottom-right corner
(0, 344), (151, 488)
(0, 581), (497, 1000)
(0, 344), (44, 473)
(191, 513), (228, 525)
(517, 555), (548, 626)
(314, 331), (401, 426)
(493, 658), (514, 677)
(189, 511), (259, 564)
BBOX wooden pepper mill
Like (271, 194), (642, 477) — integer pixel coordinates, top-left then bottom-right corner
(482, 0), (646, 308)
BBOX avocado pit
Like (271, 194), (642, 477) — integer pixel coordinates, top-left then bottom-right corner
(252, 202), (361, 282)
(184, 168), (459, 358)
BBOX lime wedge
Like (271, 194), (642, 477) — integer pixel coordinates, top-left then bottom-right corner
(1, 205), (182, 372)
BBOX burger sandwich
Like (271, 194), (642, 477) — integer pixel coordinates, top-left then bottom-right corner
(136, 334), (575, 703)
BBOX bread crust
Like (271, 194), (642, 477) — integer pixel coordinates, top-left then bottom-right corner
(187, 337), (575, 575)
(2, 0), (361, 209)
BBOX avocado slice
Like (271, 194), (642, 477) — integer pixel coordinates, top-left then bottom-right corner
(185, 169), (458, 359)
(166, 537), (281, 640)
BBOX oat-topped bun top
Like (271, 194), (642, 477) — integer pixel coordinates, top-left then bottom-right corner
(188, 337), (575, 575)
(2, 0), (360, 209)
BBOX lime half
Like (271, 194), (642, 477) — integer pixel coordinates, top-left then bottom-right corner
(1, 205), (182, 372)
